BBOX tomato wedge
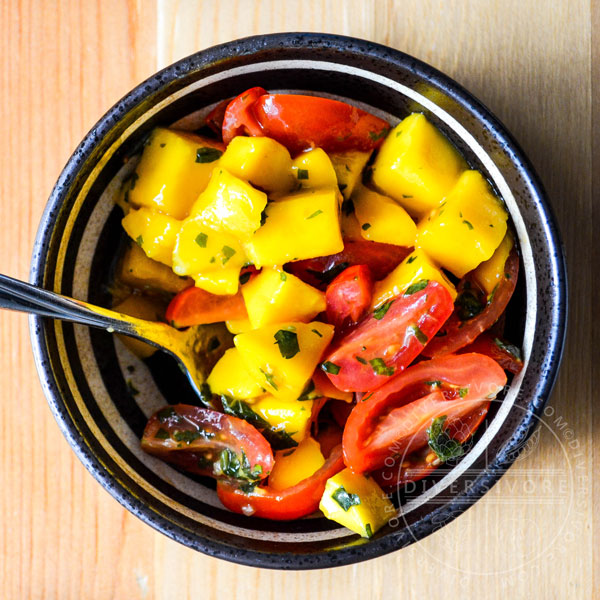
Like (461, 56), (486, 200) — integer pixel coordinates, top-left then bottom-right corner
(165, 286), (248, 328)
(216, 445), (344, 520)
(342, 354), (507, 474)
(423, 248), (519, 357)
(205, 98), (231, 136)
(222, 86), (267, 144)
(323, 281), (454, 392)
(221, 89), (391, 155)
(288, 241), (412, 290)
(326, 264), (373, 329)
(372, 402), (490, 488)
(458, 332), (523, 375)
(141, 404), (274, 480)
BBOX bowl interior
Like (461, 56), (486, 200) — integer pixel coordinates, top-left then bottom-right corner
(29, 34), (565, 569)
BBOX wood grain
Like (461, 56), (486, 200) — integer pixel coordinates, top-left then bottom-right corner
(0, 1), (595, 598)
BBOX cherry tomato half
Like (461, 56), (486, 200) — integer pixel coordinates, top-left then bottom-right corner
(222, 86), (267, 144)
(288, 241), (411, 290)
(458, 332), (523, 375)
(323, 281), (454, 392)
(342, 353), (507, 474)
(326, 264), (373, 329)
(216, 445), (344, 520)
(423, 248), (519, 357)
(141, 404), (274, 481)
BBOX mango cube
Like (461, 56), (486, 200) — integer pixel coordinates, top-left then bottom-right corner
(352, 185), (417, 247)
(117, 243), (191, 294)
(340, 210), (364, 242)
(371, 113), (466, 217)
(234, 321), (334, 400)
(252, 395), (315, 444)
(122, 208), (181, 267)
(473, 231), (514, 295)
(172, 217), (246, 295)
(242, 268), (326, 328)
(207, 348), (264, 400)
(319, 469), (394, 538)
(190, 167), (267, 241)
(219, 136), (294, 194)
(371, 249), (457, 309)
(245, 188), (343, 267)
(417, 170), (508, 277)
(292, 148), (338, 190)
(225, 319), (254, 334)
(127, 128), (224, 219)
(269, 437), (325, 491)
(328, 150), (371, 200)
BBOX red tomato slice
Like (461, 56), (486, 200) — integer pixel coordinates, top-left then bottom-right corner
(222, 86), (267, 144)
(288, 241), (412, 290)
(326, 264), (373, 329)
(371, 400), (490, 488)
(204, 98), (231, 136)
(216, 445), (344, 520)
(458, 332), (523, 375)
(423, 249), (519, 357)
(250, 94), (391, 155)
(165, 285), (248, 328)
(141, 404), (274, 481)
(323, 281), (454, 392)
(342, 353), (507, 474)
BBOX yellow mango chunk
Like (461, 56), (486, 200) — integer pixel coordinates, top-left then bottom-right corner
(225, 319), (254, 334)
(329, 150), (371, 200)
(117, 243), (191, 294)
(172, 218), (246, 295)
(352, 185), (417, 247)
(245, 188), (343, 267)
(319, 469), (394, 539)
(473, 231), (514, 295)
(292, 148), (338, 190)
(242, 268), (326, 328)
(371, 113), (466, 217)
(127, 128), (223, 219)
(417, 170), (508, 277)
(371, 249), (457, 309)
(190, 167), (267, 241)
(340, 210), (364, 242)
(219, 136), (294, 194)
(252, 395), (314, 444)
(122, 208), (181, 267)
(234, 321), (334, 400)
(269, 437), (325, 491)
(112, 295), (164, 358)
(207, 348), (264, 400)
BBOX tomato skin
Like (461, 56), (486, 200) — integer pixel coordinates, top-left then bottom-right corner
(288, 242), (412, 291)
(342, 353), (507, 474)
(165, 286), (248, 328)
(205, 98), (231, 136)
(326, 265), (373, 329)
(250, 94), (390, 155)
(216, 445), (344, 520)
(423, 249), (519, 357)
(222, 87), (268, 145)
(323, 281), (454, 392)
(458, 332), (523, 375)
(141, 404), (274, 480)
(371, 401), (490, 488)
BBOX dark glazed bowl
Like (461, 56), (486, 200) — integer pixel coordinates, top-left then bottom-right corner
(29, 33), (567, 569)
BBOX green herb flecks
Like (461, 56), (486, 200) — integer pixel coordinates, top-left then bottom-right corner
(321, 361), (341, 375)
(373, 300), (394, 320)
(456, 289), (484, 321)
(297, 380), (318, 401)
(425, 380), (442, 388)
(332, 486), (361, 511)
(312, 328), (323, 338)
(458, 387), (469, 398)
(154, 428), (170, 440)
(280, 271), (287, 282)
(173, 429), (204, 444)
(427, 415), (465, 463)
(195, 147), (222, 163)
(259, 368), (279, 391)
(407, 255), (417, 264)
(362, 222), (371, 231)
(369, 358), (395, 376)
(239, 271), (252, 285)
(274, 329), (300, 359)
(405, 279), (429, 295)
(463, 219), (474, 230)
(368, 128), (389, 142)
(135, 235), (144, 248)
(494, 338), (523, 361)
(221, 245), (236, 265)
(195, 232), (208, 248)
(355, 355), (368, 365)
(157, 407), (178, 423)
(297, 168), (309, 180)
(409, 324), (428, 345)
(306, 209), (323, 219)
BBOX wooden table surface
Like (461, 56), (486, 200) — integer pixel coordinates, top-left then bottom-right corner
(0, 1), (597, 598)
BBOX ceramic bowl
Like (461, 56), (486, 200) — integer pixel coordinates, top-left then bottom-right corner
(29, 33), (567, 569)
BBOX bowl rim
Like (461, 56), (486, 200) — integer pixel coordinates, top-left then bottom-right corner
(28, 32), (567, 569)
